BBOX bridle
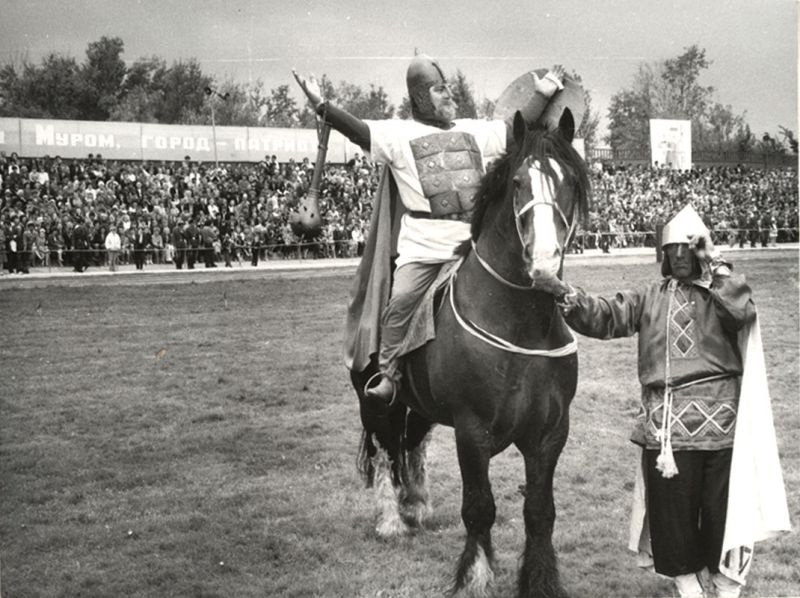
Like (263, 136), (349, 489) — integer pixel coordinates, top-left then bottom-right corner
(514, 157), (577, 252)
(448, 157), (579, 356)
(472, 157), (577, 291)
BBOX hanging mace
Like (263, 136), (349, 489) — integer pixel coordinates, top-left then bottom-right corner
(290, 105), (330, 237)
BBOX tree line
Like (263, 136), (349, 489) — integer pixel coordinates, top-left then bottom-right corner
(0, 37), (794, 155)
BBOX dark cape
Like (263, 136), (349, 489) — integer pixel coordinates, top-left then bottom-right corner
(343, 166), (405, 372)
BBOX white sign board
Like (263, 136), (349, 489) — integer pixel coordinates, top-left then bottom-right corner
(0, 117), (362, 163)
(649, 119), (692, 170)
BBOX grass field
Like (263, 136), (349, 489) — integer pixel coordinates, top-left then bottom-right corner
(1, 252), (797, 598)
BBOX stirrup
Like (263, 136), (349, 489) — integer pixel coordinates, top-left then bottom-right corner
(363, 372), (398, 406)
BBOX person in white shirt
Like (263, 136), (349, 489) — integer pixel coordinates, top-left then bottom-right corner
(104, 226), (122, 272)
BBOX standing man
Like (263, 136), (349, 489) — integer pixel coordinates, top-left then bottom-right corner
(746, 210), (759, 248)
(6, 215), (22, 273)
(251, 219), (264, 267)
(19, 221), (36, 274)
(221, 229), (234, 268)
(201, 218), (218, 268)
(294, 55), (570, 402)
(71, 218), (90, 273)
(171, 220), (186, 270)
(132, 221), (150, 270)
(185, 218), (199, 269)
(559, 204), (790, 598)
(105, 225), (122, 272)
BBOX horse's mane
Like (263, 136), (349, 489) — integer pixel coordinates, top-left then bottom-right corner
(456, 126), (592, 255)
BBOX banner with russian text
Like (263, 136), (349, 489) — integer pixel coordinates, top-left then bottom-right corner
(0, 117), (362, 163)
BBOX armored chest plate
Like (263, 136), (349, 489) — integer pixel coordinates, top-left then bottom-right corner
(409, 132), (484, 219)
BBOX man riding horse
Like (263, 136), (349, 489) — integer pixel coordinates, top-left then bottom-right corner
(294, 55), (572, 404)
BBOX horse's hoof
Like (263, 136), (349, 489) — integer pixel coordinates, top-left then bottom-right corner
(375, 514), (410, 538)
(401, 500), (433, 527)
(450, 583), (494, 598)
(451, 546), (495, 598)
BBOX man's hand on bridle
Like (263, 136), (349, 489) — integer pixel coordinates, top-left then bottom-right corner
(556, 283), (579, 316)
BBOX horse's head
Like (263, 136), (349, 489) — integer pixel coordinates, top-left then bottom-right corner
(515, 110), (580, 288)
(510, 109), (589, 292)
(469, 110), (590, 294)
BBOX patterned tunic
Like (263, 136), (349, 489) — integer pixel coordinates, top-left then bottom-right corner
(565, 272), (756, 450)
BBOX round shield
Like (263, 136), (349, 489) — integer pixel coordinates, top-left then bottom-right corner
(493, 69), (586, 133)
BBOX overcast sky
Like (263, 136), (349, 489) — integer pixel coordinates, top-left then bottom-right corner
(1, 0), (796, 140)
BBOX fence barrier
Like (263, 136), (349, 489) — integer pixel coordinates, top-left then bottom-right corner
(2, 228), (797, 273)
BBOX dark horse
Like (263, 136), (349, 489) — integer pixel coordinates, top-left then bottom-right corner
(351, 110), (591, 598)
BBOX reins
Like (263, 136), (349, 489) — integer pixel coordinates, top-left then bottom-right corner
(448, 154), (580, 356)
(470, 158), (577, 292)
(446, 262), (577, 357)
(514, 159), (578, 257)
(470, 239), (535, 290)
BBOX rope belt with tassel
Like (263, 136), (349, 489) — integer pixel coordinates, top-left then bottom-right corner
(656, 279), (680, 478)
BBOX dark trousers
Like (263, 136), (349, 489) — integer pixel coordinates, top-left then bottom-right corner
(204, 243), (215, 267)
(17, 250), (30, 273)
(251, 242), (261, 266)
(133, 248), (145, 270)
(73, 248), (86, 272)
(174, 247), (184, 269)
(645, 449), (732, 577)
(7, 250), (18, 272)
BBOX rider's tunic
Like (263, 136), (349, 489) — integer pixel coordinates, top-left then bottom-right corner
(366, 118), (506, 268)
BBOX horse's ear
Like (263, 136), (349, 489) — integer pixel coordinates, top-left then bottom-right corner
(513, 111), (526, 147)
(557, 108), (575, 143)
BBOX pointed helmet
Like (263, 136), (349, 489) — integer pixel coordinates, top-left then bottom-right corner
(661, 203), (708, 277)
(661, 203), (709, 247)
(406, 54), (446, 121)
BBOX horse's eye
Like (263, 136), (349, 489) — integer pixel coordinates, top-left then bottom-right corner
(512, 177), (521, 189)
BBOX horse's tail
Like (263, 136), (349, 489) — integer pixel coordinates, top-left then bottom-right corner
(355, 421), (409, 488)
(356, 428), (376, 488)
(352, 362), (409, 489)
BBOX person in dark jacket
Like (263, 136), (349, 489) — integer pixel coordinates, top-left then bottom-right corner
(5, 216), (22, 273)
(201, 219), (218, 268)
(18, 221), (36, 274)
(71, 219), (90, 272)
(185, 218), (199, 269)
(171, 221), (187, 269)
(132, 221), (151, 270)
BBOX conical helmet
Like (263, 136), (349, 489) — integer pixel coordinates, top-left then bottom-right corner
(406, 54), (446, 121)
(662, 203), (709, 247)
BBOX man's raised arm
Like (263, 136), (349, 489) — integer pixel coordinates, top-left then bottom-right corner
(518, 65), (566, 125)
(292, 70), (371, 151)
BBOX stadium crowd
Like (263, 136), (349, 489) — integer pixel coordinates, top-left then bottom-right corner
(581, 162), (798, 252)
(0, 150), (797, 274)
